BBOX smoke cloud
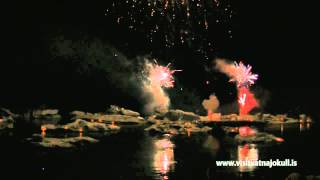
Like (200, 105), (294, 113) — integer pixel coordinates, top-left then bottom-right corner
(202, 94), (220, 113)
(142, 59), (171, 114)
(50, 36), (172, 114)
(214, 59), (237, 80)
(214, 58), (263, 114)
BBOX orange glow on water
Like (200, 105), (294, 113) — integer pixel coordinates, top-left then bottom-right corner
(153, 138), (175, 175)
(41, 126), (47, 132)
(187, 128), (191, 137)
(238, 144), (259, 172)
(41, 131), (46, 138)
(239, 126), (256, 137)
(41, 126), (46, 137)
(275, 137), (284, 142)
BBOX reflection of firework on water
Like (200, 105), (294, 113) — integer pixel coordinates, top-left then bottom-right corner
(230, 61), (258, 88)
(105, 0), (233, 55)
(237, 144), (258, 172)
(153, 138), (175, 175)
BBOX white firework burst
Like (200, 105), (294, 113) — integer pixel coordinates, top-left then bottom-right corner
(230, 61), (258, 87)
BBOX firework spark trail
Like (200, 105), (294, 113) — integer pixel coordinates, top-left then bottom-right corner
(142, 59), (181, 113)
(105, 0), (233, 57)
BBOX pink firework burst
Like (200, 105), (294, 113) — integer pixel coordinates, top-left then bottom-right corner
(147, 60), (181, 88)
(230, 61), (258, 87)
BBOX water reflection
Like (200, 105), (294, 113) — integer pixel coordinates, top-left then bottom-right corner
(299, 122), (311, 132)
(237, 144), (259, 172)
(153, 136), (175, 179)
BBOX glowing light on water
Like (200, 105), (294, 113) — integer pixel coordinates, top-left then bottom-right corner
(187, 128), (191, 137)
(153, 138), (175, 176)
(41, 126), (46, 137)
(237, 144), (259, 172)
(275, 137), (284, 142)
(238, 126), (256, 137)
(307, 122), (311, 129)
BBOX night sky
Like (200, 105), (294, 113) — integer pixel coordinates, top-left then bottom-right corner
(4, 1), (319, 118)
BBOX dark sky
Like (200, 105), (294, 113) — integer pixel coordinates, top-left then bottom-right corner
(5, 1), (320, 117)
(9, 0), (318, 86)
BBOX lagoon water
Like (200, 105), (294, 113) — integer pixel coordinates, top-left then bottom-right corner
(1, 122), (319, 180)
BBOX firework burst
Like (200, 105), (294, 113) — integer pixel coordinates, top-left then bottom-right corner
(230, 61), (258, 87)
(145, 60), (181, 88)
